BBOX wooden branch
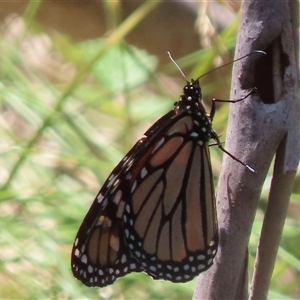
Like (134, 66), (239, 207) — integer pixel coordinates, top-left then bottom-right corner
(193, 0), (298, 299)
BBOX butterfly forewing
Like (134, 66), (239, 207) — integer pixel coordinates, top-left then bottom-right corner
(71, 79), (218, 287)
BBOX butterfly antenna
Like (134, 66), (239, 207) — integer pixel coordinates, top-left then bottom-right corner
(197, 50), (266, 80)
(167, 51), (188, 81)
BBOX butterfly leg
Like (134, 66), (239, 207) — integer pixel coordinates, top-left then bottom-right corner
(210, 130), (255, 172)
(210, 88), (257, 121)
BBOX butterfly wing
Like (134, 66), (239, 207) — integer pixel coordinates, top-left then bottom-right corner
(121, 110), (218, 283)
(71, 79), (218, 287)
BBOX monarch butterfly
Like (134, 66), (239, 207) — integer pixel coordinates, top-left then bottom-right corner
(71, 53), (262, 287)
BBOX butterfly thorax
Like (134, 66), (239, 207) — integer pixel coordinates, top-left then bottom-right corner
(174, 79), (212, 143)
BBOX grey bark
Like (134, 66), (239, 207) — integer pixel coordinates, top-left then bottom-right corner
(193, 0), (298, 299)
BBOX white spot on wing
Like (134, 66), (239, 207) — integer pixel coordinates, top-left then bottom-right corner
(116, 200), (126, 218)
(140, 167), (148, 178)
(149, 265), (157, 272)
(131, 181), (137, 192)
(113, 190), (122, 205)
(97, 194), (104, 203)
(130, 263), (136, 269)
(81, 255), (87, 264)
(107, 174), (117, 188)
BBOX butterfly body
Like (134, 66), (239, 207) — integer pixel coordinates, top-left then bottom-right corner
(71, 79), (218, 287)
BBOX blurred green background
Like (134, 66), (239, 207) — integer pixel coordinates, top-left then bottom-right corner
(0, 1), (299, 299)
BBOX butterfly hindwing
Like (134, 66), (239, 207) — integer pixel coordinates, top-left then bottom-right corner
(120, 86), (218, 282)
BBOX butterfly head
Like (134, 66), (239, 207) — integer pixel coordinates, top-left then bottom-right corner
(174, 79), (204, 113)
(183, 79), (202, 98)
